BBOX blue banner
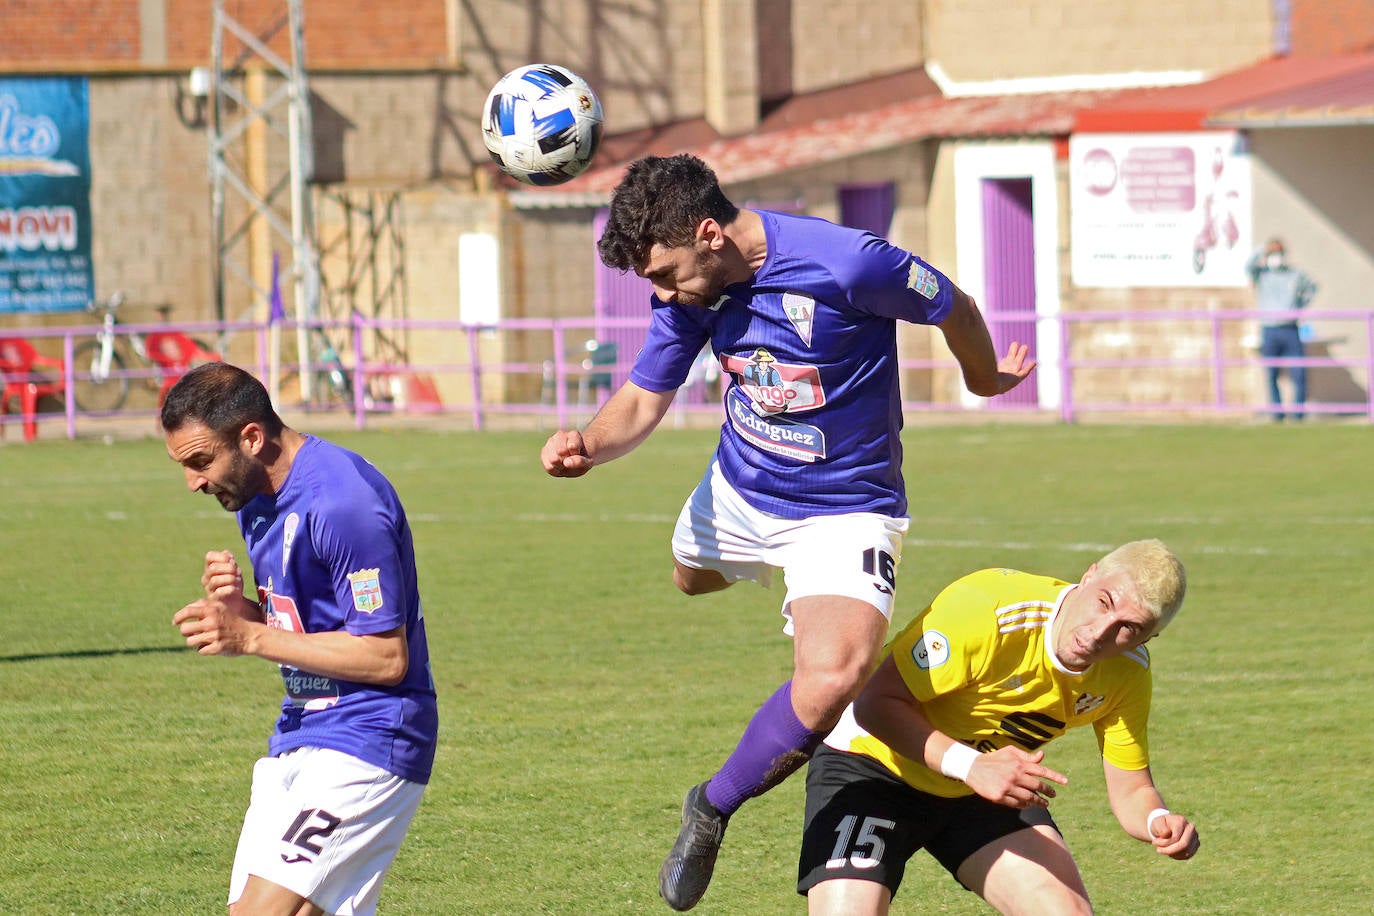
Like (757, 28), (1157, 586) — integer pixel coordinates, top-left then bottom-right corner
(0, 77), (93, 313)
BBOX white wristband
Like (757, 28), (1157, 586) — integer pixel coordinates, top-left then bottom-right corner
(939, 742), (981, 781)
(1146, 807), (1171, 836)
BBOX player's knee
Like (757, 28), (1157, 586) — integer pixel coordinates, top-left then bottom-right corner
(1006, 881), (1092, 916)
(792, 665), (869, 730)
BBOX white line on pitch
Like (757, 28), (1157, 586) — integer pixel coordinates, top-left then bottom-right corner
(902, 538), (1277, 556)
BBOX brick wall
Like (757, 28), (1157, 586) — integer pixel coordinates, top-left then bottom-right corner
(786, 0), (925, 94)
(462, 1), (708, 134)
(88, 77), (211, 323)
(926, 0), (1274, 81)
(0, 0), (142, 64)
(1290, 0), (1374, 55)
(164, 0), (450, 67)
(307, 72), (482, 184)
(7, 0), (1364, 414)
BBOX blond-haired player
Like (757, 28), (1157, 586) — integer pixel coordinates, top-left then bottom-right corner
(799, 539), (1199, 914)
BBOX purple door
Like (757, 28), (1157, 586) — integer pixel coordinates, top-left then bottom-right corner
(840, 183), (895, 238)
(592, 208), (652, 392)
(980, 178), (1039, 407)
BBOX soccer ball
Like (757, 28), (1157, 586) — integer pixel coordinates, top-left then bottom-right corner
(481, 64), (604, 187)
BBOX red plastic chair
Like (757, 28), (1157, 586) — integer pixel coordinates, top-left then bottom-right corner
(144, 331), (221, 406)
(0, 337), (66, 441)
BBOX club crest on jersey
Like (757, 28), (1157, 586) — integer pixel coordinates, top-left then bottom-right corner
(907, 260), (940, 300)
(347, 568), (384, 614)
(912, 630), (950, 669)
(781, 292), (814, 347)
(282, 512), (300, 574)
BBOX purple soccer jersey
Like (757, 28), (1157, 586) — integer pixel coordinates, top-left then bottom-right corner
(629, 210), (954, 519)
(237, 436), (438, 784)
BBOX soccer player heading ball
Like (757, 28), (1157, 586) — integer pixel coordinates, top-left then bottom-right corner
(540, 154), (1035, 910)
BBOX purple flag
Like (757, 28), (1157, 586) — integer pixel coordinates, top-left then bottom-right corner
(269, 251), (286, 324)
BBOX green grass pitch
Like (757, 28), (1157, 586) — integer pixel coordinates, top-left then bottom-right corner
(1, 422), (1371, 913)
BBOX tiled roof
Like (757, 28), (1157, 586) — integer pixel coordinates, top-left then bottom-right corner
(1208, 51), (1374, 127)
(1076, 53), (1374, 131)
(508, 81), (1121, 207)
(504, 54), (1374, 208)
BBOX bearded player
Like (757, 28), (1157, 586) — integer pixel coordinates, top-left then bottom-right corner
(540, 153), (1034, 910)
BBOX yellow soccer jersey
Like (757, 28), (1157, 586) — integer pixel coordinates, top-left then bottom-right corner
(826, 567), (1153, 798)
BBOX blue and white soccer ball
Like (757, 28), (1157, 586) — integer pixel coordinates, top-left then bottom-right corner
(481, 64), (604, 187)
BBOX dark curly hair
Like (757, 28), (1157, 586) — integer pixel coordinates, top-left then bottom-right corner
(160, 362), (285, 440)
(597, 154), (740, 271)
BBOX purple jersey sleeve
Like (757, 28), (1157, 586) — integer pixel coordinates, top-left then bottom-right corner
(629, 301), (713, 392)
(309, 486), (411, 637)
(823, 227), (954, 325)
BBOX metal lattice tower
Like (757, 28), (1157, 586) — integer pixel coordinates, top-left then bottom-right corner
(316, 186), (409, 368)
(207, 0), (320, 398)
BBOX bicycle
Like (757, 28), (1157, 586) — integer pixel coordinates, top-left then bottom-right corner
(278, 324), (399, 411)
(73, 292), (221, 413)
(312, 327), (354, 404)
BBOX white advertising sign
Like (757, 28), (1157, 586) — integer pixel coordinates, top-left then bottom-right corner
(1070, 131), (1251, 287)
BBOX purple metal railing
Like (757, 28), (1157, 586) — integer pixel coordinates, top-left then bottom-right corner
(2, 308), (1371, 439)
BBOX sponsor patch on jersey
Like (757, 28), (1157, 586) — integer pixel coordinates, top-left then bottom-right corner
(912, 630), (950, 669)
(260, 582), (306, 632)
(347, 568), (384, 614)
(720, 348), (825, 416)
(282, 665), (340, 710)
(1074, 692), (1105, 715)
(781, 291), (815, 347)
(726, 391), (826, 462)
(907, 260), (941, 300)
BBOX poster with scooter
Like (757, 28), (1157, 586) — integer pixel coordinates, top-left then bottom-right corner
(1069, 130), (1250, 288)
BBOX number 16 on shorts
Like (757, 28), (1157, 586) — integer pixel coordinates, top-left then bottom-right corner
(862, 547), (897, 596)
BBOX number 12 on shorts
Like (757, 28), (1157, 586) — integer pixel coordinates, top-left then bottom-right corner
(827, 814), (896, 869)
(280, 807), (341, 864)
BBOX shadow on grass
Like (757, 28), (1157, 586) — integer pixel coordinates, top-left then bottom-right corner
(0, 645), (188, 663)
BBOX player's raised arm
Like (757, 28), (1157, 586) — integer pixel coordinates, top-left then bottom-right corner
(937, 286), (1036, 397)
(540, 380), (677, 477)
(1104, 761), (1200, 860)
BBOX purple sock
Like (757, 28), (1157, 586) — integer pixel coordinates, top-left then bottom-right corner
(704, 680), (824, 816)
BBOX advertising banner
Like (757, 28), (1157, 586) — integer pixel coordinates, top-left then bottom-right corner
(1070, 131), (1251, 288)
(0, 77), (93, 313)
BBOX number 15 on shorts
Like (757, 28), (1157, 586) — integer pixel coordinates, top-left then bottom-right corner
(828, 814), (896, 869)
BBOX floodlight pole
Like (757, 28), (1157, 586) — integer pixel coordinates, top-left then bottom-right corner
(208, 0), (319, 403)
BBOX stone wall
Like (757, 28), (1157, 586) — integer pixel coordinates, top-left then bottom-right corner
(925, 0), (1272, 81)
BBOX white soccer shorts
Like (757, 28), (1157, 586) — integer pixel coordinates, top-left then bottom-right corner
(228, 746), (426, 916)
(671, 460), (909, 634)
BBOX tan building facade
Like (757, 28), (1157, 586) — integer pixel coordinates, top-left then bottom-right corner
(3, 1), (1370, 414)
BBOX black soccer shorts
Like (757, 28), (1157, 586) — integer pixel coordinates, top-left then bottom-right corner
(797, 745), (1059, 899)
